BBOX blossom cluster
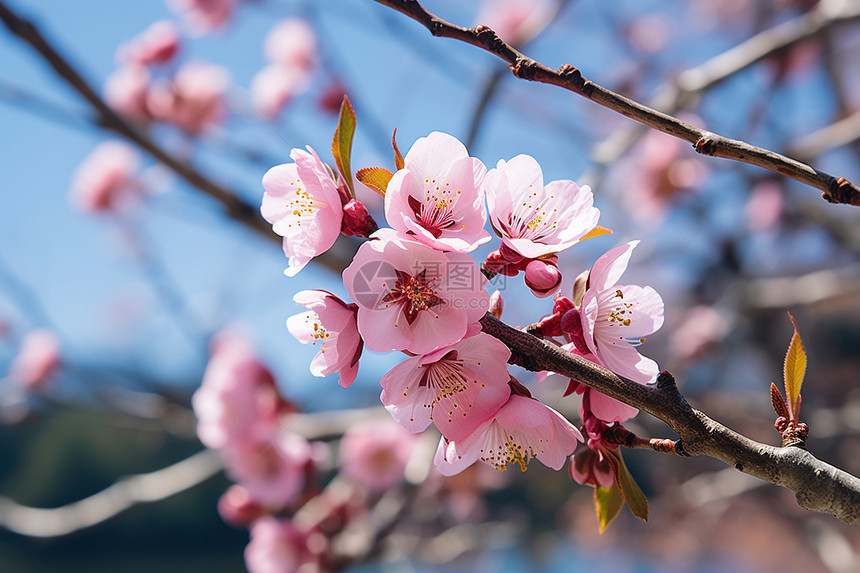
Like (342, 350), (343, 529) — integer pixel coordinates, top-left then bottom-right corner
(263, 127), (665, 484)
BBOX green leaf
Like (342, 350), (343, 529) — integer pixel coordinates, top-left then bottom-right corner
(594, 484), (623, 534)
(783, 312), (807, 421)
(392, 128), (405, 171)
(611, 449), (649, 522)
(331, 95), (356, 198)
(355, 167), (393, 197)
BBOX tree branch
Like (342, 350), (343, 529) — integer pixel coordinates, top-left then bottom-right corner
(371, 0), (860, 206)
(479, 313), (860, 525)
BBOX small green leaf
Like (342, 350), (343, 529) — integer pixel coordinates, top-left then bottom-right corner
(770, 382), (789, 419)
(783, 312), (807, 421)
(331, 95), (356, 198)
(611, 449), (649, 522)
(594, 484), (623, 534)
(392, 128), (405, 171)
(355, 167), (393, 197)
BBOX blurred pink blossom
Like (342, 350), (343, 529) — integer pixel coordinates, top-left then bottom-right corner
(147, 61), (230, 133)
(9, 329), (60, 393)
(669, 305), (728, 362)
(69, 141), (141, 213)
(338, 419), (417, 492)
(167, 0), (236, 36)
(116, 20), (181, 66)
(474, 0), (556, 46)
(250, 64), (308, 120)
(104, 65), (151, 121)
(287, 290), (362, 388)
(218, 484), (266, 527)
(384, 132), (490, 253)
(244, 517), (317, 573)
(745, 179), (784, 232)
(264, 18), (317, 71)
(223, 432), (312, 507)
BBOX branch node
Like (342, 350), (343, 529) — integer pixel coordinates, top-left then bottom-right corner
(824, 176), (860, 206)
(511, 58), (538, 80)
(674, 439), (691, 457)
(694, 133), (719, 156)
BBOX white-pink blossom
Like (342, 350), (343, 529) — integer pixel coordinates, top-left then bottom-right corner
(244, 517), (316, 573)
(104, 65), (150, 121)
(147, 61), (230, 133)
(264, 18), (318, 71)
(338, 419), (417, 492)
(287, 290), (362, 388)
(69, 141), (141, 213)
(223, 432), (312, 507)
(343, 231), (488, 355)
(261, 147), (343, 276)
(380, 332), (511, 441)
(579, 241), (664, 384)
(9, 329), (60, 392)
(250, 64), (308, 120)
(384, 132), (490, 253)
(434, 395), (583, 475)
(116, 20), (181, 66)
(167, 0), (236, 36)
(484, 154), (599, 259)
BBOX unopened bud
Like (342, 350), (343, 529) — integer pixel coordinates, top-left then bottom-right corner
(524, 259), (562, 298)
(489, 290), (504, 318)
(341, 198), (378, 238)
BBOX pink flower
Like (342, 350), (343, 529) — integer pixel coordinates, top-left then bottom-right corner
(569, 445), (616, 489)
(474, 0), (556, 47)
(192, 333), (290, 450)
(9, 329), (60, 392)
(218, 484), (266, 527)
(384, 132), (490, 253)
(343, 232), (488, 354)
(147, 61), (230, 133)
(380, 333), (511, 441)
(167, 0), (236, 36)
(104, 65), (150, 121)
(116, 20), (181, 66)
(338, 419), (418, 492)
(264, 19), (317, 72)
(250, 64), (308, 120)
(69, 141), (141, 213)
(380, 332), (511, 441)
(578, 241), (664, 384)
(286, 290), (362, 388)
(485, 154), (599, 259)
(244, 517), (316, 573)
(434, 395), (583, 475)
(223, 432), (312, 507)
(261, 147), (343, 276)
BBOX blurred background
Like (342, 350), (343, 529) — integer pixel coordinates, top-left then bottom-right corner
(1, 0), (860, 571)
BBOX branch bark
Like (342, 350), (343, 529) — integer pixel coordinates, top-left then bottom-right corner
(479, 313), (860, 525)
(371, 0), (860, 206)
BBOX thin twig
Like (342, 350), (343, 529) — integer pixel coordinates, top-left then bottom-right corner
(370, 0), (860, 206)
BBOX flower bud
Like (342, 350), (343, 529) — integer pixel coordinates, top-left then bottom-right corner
(524, 259), (562, 298)
(340, 198), (378, 238)
(488, 290), (504, 319)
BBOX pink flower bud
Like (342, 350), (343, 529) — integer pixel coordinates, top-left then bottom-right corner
(488, 290), (504, 319)
(340, 199), (377, 238)
(218, 484), (266, 527)
(524, 259), (562, 298)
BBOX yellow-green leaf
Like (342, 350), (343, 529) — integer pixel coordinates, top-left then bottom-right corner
(332, 95), (356, 198)
(355, 167), (393, 197)
(611, 449), (649, 522)
(392, 128), (405, 171)
(594, 484), (623, 534)
(783, 312), (806, 421)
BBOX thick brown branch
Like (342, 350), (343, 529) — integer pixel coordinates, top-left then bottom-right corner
(479, 313), (860, 525)
(371, 0), (860, 206)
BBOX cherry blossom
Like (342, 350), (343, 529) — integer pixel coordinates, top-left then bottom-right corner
(244, 517), (317, 573)
(167, 0), (236, 36)
(578, 241), (664, 384)
(9, 329), (60, 392)
(251, 64), (308, 120)
(146, 60), (230, 133)
(261, 147), (343, 276)
(342, 231), (488, 355)
(69, 141), (141, 213)
(218, 484), (266, 527)
(484, 154), (599, 260)
(338, 419), (418, 492)
(384, 132), (490, 253)
(223, 432), (312, 507)
(287, 290), (362, 388)
(104, 65), (150, 121)
(434, 394), (583, 475)
(380, 332), (511, 441)
(474, 0), (557, 47)
(116, 20), (180, 66)
(264, 18), (317, 72)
